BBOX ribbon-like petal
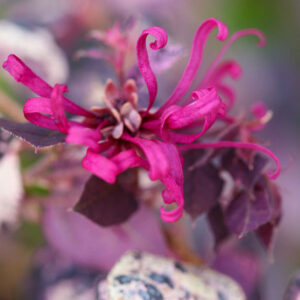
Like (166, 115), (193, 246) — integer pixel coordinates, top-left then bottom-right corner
(66, 126), (102, 152)
(201, 29), (265, 87)
(50, 84), (69, 134)
(156, 18), (228, 115)
(82, 148), (145, 184)
(183, 60), (241, 108)
(158, 142), (184, 222)
(210, 60), (242, 83)
(123, 134), (184, 222)
(122, 134), (169, 181)
(161, 87), (225, 143)
(214, 83), (236, 111)
(24, 97), (59, 130)
(111, 149), (146, 173)
(82, 149), (119, 184)
(3, 54), (94, 118)
(136, 27), (168, 111)
(24, 84), (71, 134)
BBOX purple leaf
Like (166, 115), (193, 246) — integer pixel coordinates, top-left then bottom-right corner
(284, 271), (300, 300)
(42, 204), (168, 271)
(74, 171), (139, 227)
(256, 179), (281, 250)
(222, 150), (281, 243)
(207, 204), (231, 248)
(267, 180), (282, 221)
(184, 150), (224, 219)
(225, 182), (271, 237)
(256, 222), (275, 250)
(0, 118), (66, 148)
(222, 150), (268, 188)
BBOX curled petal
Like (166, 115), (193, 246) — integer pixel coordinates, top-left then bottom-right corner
(136, 27), (168, 111)
(82, 149), (119, 184)
(183, 61), (241, 107)
(82, 148), (145, 183)
(122, 134), (169, 181)
(215, 83), (236, 110)
(160, 203), (183, 222)
(202, 29), (266, 86)
(179, 141), (280, 179)
(66, 126), (102, 152)
(50, 84), (69, 134)
(161, 87), (225, 143)
(161, 115), (221, 144)
(3, 54), (52, 97)
(3, 54), (93, 118)
(111, 149), (146, 173)
(24, 85), (70, 134)
(121, 138), (184, 222)
(209, 60), (242, 84)
(24, 97), (59, 130)
(166, 88), (223, 128)
(156, 18), (228, 115)
(159, 143), (184, 222)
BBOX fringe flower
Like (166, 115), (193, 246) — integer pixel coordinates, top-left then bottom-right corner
(2, 18), (280, 222)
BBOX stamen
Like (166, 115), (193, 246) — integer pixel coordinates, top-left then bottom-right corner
(120, 103), (142, 132)
(112, 122), (124, 139)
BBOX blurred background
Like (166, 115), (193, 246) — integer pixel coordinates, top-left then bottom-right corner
(0, 0), (299, 299)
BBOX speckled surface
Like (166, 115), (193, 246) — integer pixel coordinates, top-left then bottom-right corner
(99, 251), (245, 300)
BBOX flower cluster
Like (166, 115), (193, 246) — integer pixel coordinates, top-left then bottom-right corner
(2, 18), (280, 224)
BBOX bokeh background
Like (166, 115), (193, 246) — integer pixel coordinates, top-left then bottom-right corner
(0, 0), (299, 299)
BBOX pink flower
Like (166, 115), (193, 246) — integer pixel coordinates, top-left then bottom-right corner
(2, 18), (280, 223)
(76, 22), (134, 84)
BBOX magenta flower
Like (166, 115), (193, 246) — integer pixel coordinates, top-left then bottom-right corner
(2, 18), (280, 223)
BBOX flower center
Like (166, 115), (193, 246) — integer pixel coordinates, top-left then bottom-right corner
(97, 79), (142, 139)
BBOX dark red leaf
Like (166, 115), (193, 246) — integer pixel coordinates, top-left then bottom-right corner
(256, 222), (275, 250)
(207, 204), (231, 248)
(74, 171), (139, 227)
(0, 118), (66, 148)
(225, 182), (271, 237)
(267, 180), (282, 222)
(222, 150), (268, 189)
(256, 179), (282, 250)
(183, 150), (224, 219)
